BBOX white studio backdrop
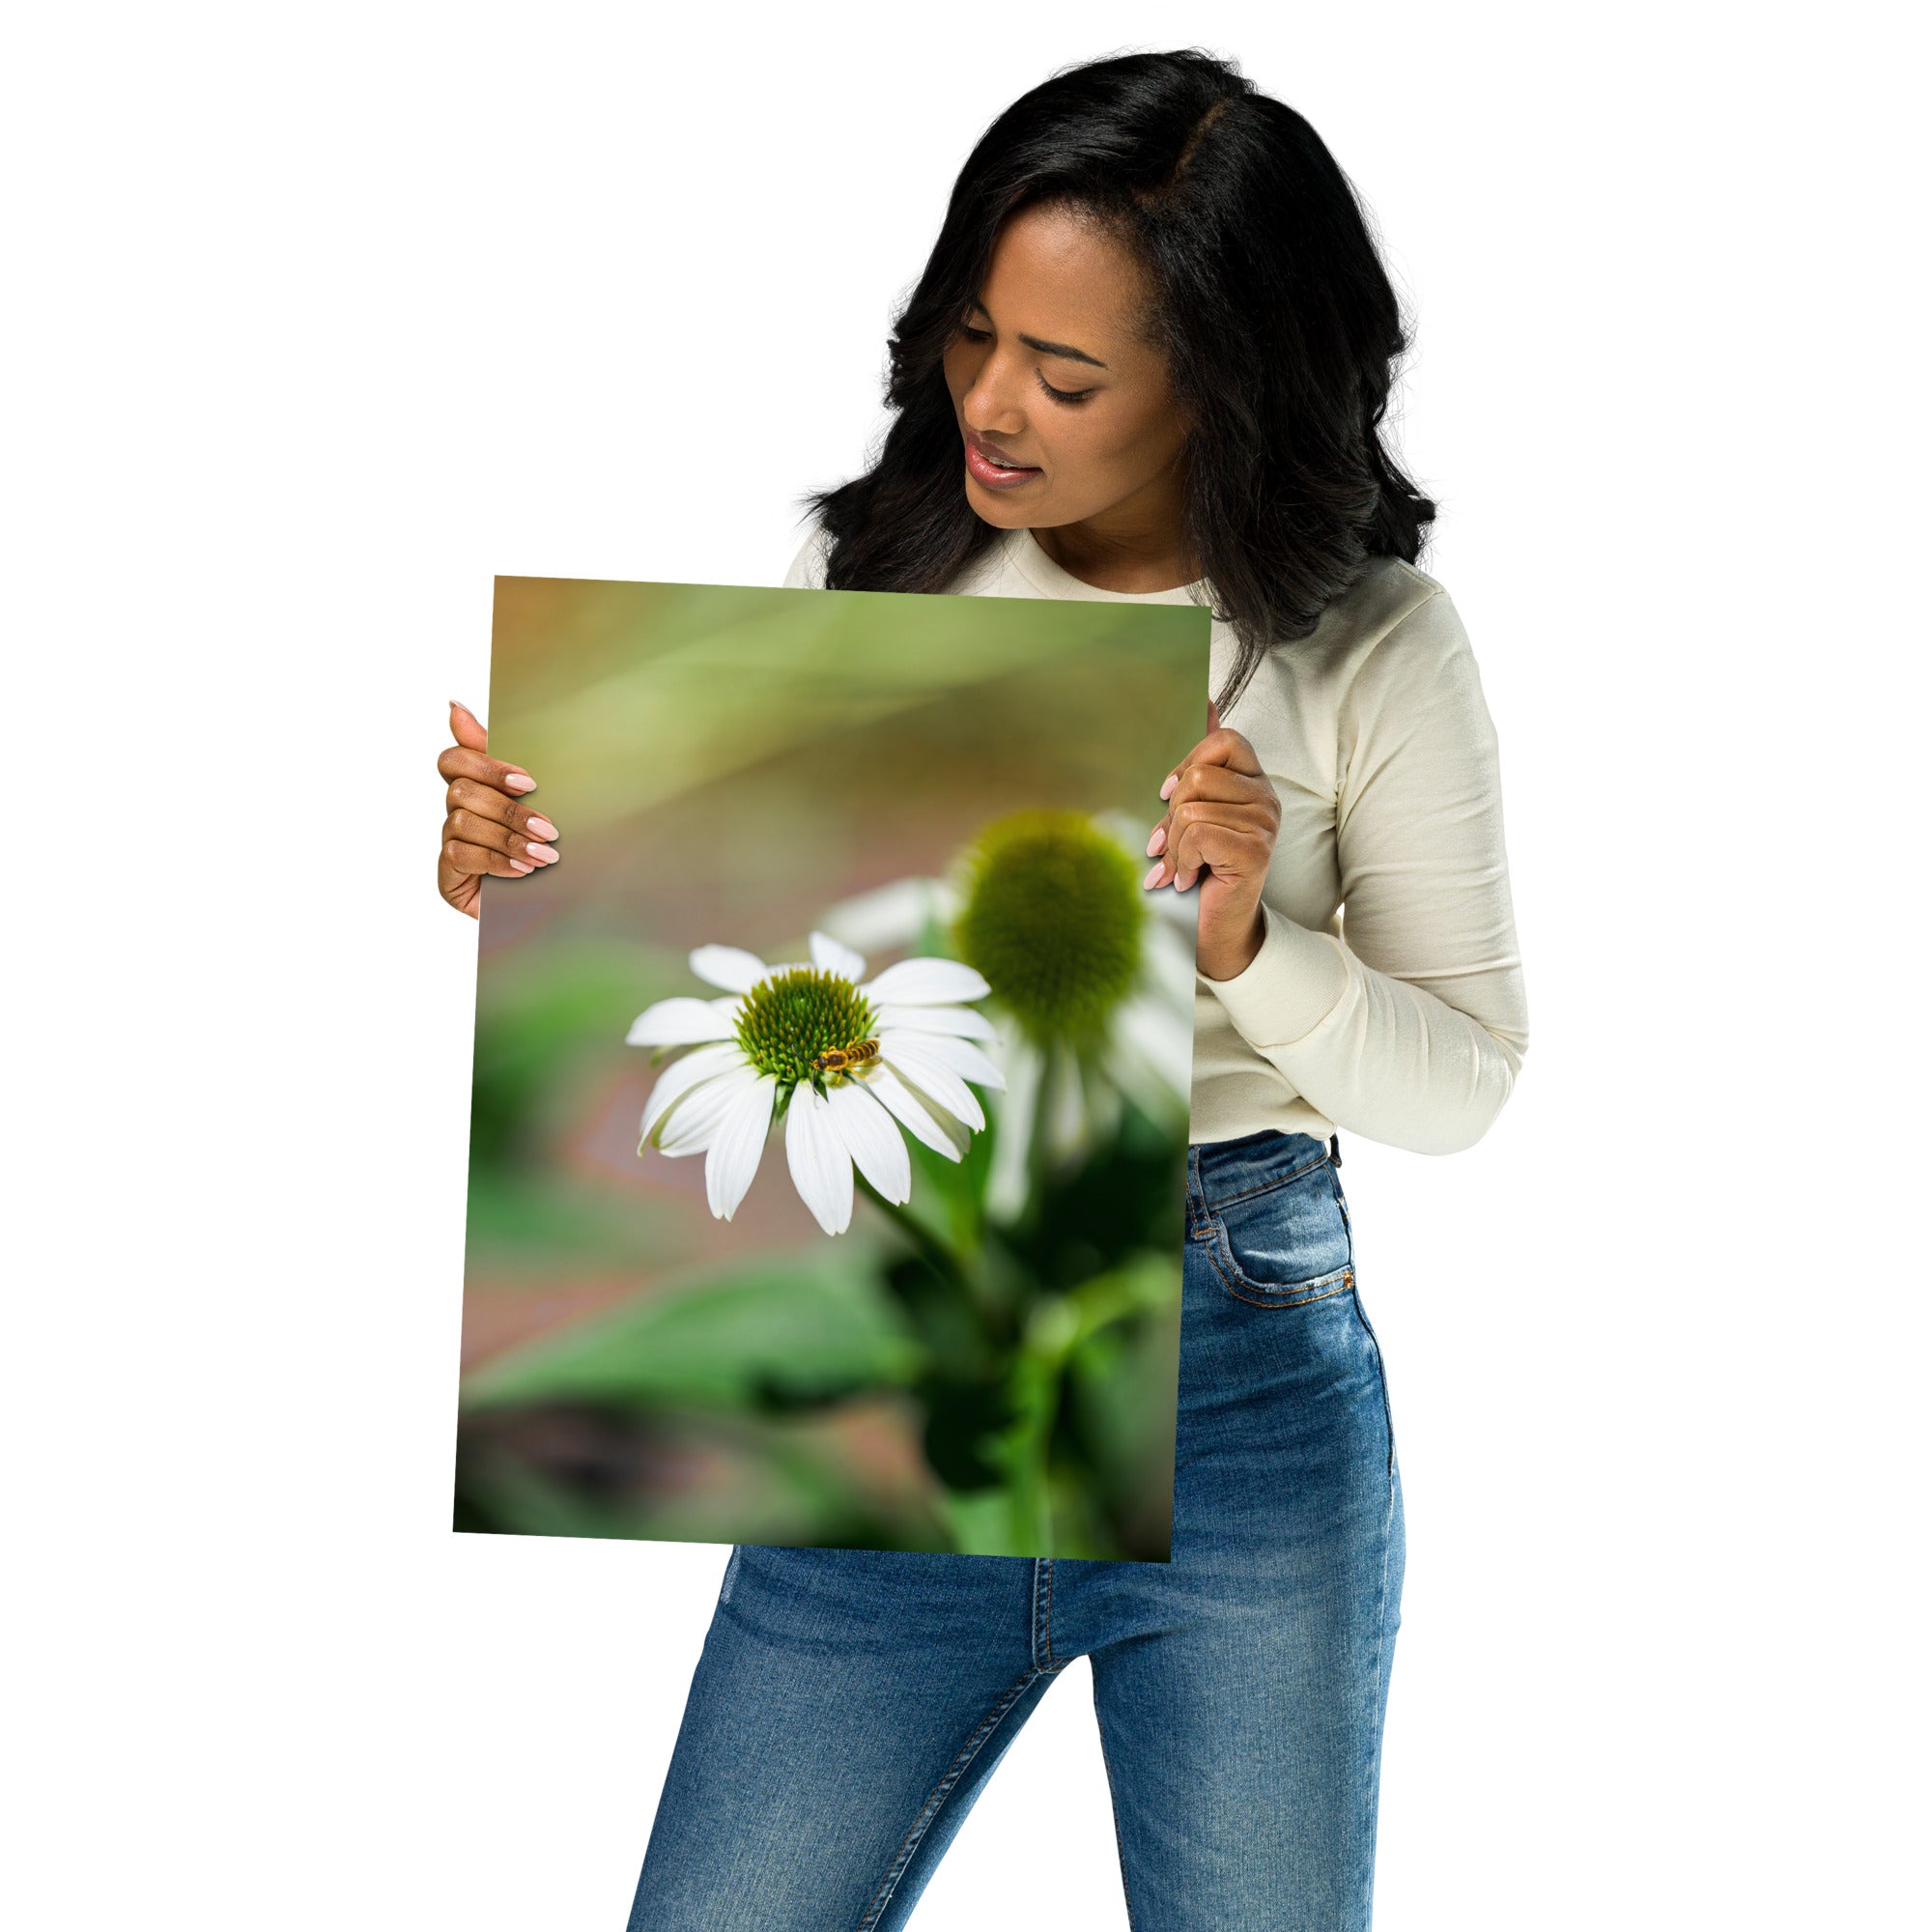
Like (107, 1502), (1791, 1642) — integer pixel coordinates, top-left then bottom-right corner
(5, 4), (1924, 1928)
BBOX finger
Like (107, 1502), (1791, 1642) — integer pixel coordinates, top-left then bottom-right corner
(1165, 762), (1273, 808)
(445, 807), (560, 867)
(441, 836), (535, 880)
(449, 699), (490, 753)
(1147, 774), (1274, 864)
(1160, 725), (1264, 795)
(1150, 810), (1269, 890)
(1170, 818), (1269, 891)
(444, 777), (560, 846)
(437, 743), (539, 796)
(1207, 697), (1222, 735)
(1145, 794), (1257, 860)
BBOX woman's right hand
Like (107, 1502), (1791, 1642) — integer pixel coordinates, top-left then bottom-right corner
(436, 699), (560, 919)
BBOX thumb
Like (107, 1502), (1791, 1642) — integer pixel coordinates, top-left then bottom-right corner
(449, 698), (489, 753)
(1206, 696), (1222, 735)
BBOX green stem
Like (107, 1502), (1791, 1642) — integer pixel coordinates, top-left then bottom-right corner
(856, 1176), (971, 1293)
(1004, 1358), (1059, 1554)
(998, 1269), (1163, 1556)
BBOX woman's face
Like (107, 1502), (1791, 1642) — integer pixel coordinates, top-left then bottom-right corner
(941, 202), (1189, 537)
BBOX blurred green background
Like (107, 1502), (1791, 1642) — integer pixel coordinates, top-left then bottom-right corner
(456, 577), (1209, 1558)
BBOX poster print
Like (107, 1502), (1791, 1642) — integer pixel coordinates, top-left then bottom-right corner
(454, 577), (1209, 1560)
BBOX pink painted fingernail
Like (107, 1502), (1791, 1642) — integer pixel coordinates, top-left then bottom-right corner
(503, 771), (537, 794)
(508, 860), (534, 874)
(526, 815), (558, 841)
(526, 842), (559, 865)
(1143, 862), (1166, 889)
(1159, 774), (1178, 800)
(1146, 825), (1167, 857)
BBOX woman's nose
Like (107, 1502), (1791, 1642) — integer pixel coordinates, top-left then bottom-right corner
(960, 356), (1028, 437)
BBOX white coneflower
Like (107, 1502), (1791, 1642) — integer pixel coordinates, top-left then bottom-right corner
(626, 931), (1003, 1236)
(817, 810), (1197, 1219)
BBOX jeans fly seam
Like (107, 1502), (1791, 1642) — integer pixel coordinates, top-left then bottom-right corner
(854, 1663), (1044, 1932)
(1032, 1557), (1065, 1672)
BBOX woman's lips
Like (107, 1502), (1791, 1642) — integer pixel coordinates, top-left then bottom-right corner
(963, 432), (1042, 489)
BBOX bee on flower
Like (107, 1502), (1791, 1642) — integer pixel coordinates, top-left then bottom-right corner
(627, 931), (1004, 1236)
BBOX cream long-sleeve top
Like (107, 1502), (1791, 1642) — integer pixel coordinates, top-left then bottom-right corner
(782, 524), (1529, 1156)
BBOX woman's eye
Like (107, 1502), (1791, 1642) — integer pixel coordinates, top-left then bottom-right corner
(958, 325), (992, 343)
(1037, 372), (1094, 406)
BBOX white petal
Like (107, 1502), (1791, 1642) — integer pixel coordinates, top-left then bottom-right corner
(657, 1063), (762, 1156)
(882, 1028), (1005, 1092)
(639, 1040), (747, 1144)
(863, 1065), (963, 1163)
(860, 957), (991, 1007)
(703, 1073), (777, 1219)
(825, 1081), (912, 1205)
(1105, 1036), (1187, 1131)
(1148, 880), (1201, 939)
(1041, 1041), (1091, 1163)
(808, 930), (867, 983)
(880, 1037), (985, 1133)
(975, 1015), (1021, 1080)
(626, 996), (740, 1047)
(985, 1037), (1043, 1224)
(688, 945), (770, 994)
(784, 1084), (854, 1235)
(873, 1003), (998, 1042)
(1115, 991), (1195, 1102)
(816, 876), (951, 953)
(1141, 917), (1199, 1006)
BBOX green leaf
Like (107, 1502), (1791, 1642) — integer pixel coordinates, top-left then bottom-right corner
(937, 1486), (1034, 1558)
(460, 1249), (926, 1413)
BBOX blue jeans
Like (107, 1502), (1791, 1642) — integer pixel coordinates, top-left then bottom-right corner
(627, 1130), (1406, 1930)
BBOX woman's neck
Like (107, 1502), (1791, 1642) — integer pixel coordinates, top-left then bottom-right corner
(1028, 472), (1199, 593)
(1029, 520), (1199, 593)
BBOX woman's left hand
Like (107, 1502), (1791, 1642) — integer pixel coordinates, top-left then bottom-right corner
(1144, 700), (1281, 980)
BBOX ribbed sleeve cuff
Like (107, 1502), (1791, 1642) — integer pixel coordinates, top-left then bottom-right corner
(1200, 903), (1350, 1049)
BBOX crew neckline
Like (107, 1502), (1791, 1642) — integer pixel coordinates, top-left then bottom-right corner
(1005, 526), (1208, 606)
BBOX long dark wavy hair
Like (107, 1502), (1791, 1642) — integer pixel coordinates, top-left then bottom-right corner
(807, 48), (1436, 710)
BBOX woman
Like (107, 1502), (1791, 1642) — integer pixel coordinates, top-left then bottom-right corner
(437, 49), (1528, 1931)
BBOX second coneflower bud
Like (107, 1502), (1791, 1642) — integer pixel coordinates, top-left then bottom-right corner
(952, 810), (1147, 1048)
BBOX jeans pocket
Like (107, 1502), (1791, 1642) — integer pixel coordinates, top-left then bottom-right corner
(1206, 1157), (1355, 1309)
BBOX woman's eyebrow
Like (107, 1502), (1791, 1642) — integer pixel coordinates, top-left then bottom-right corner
(1018, 333), (1107, 369)
(967, 302), (1108, 370)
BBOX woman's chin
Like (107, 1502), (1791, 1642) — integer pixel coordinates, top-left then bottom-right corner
(963, 475), (1041, 526)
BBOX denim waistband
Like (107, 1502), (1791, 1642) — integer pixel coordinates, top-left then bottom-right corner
(1187, 1129), (1333, 1210)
